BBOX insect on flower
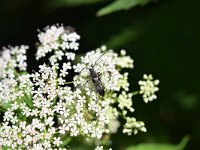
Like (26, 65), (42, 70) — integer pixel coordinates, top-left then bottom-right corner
(81, 52), (108, 97)
(88, 67), (105, 96)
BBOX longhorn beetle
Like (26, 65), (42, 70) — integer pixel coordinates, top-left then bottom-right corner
(80, 52), (108, 97)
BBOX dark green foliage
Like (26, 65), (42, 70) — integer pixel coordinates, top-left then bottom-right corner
(97, 0), (155, 16)
(126, 136), (189, 150)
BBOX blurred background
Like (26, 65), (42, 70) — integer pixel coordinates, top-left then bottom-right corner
(0, 0), (199, 149)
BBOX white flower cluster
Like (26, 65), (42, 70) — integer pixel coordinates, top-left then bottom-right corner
(0, 25), (159, 149)
(95, 146), (112, 150)
(0, 45), (31, 105)
(138, 74), (160, 103)
(36, 25), (80, 64)
(123, 117), (146, 135)
(0, 45), (28, 79)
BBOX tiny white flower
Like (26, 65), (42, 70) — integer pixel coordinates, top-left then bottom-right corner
(95, 146), (103, 150)
(45, 117), (54, 126)
(53, 137), (62, 147)
(139, 74), (160, 103)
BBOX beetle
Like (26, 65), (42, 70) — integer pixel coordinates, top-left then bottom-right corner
(88, 68), (105, 96)
(81, 52), (108, 97)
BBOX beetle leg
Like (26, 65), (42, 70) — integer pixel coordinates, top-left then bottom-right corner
(84, 79), (90, 84)
(97, 72), (101, 77)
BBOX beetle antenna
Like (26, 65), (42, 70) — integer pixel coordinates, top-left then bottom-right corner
(92, 51), (110, 67)
(79, 67), (90, 74)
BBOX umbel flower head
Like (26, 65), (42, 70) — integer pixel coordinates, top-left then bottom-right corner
(0, 24), (159, 150)
(139, 74), (160, 103)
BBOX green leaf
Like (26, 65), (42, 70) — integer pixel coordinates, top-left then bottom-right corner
(97, 0), (152, 16)
(2, 146), (12, 150)
(0, 102), (11, 112)
(23, 94), (33, 108)
(61, 136), (71, 147)
(126, 136), (190, 150)
(17, 111), (26, 121)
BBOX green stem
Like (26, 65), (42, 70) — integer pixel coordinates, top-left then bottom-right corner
(118, 111), (126, 119)
(131, 91), (139, 96)
(64, 81), (74, 85)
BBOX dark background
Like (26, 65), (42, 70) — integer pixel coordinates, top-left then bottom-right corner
(0, 0), (199, 149)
